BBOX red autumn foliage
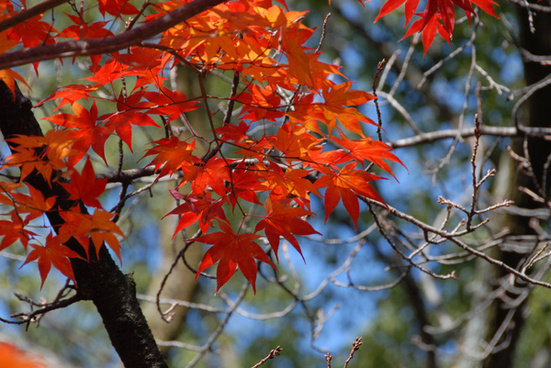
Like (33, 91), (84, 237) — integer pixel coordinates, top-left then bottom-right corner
(0, 0), (484, 292)
(372, 0), (499, 53)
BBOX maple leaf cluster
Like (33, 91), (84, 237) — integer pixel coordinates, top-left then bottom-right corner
(364, 0), (499, 54)
(0, 0), (409, 293)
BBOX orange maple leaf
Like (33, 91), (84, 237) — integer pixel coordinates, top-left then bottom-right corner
(237, 84), (284, 122)
(58, 210), (124, 262)
(7, 185), (56, 223)
(22, 233), (82, 288)
(258, 161), (319, 208)
(332, 134), (405, 177)
(142, 137), (200, 179)
(6, 130), (77, 182)
(290, 87), (377, 137)
(0, 341), (48, 368)
(324, 81), (375, 107)
(255, 197), (319, 259)
(268, 123), (324, 165)
(0, 69), (30, 99)
(282, 25), (341, 89)
(316, 162), (387, 229)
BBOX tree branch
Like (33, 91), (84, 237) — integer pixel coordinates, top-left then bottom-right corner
(0, 0), (227, 70)
(0, 0), (70, 33)
(389, 125), (551, 149)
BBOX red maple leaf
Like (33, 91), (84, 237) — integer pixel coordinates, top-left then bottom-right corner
(43, 101), (112, 165)
(60, 159), (107, 209)
(403, 13), (452, 55)
(375, 0), (498, 53)
(40, 84), (98, 109)
(100, 92), (159, 152)
(469, 0), (498, 18)
(375, 0), (416, 24)
(97, 0), (139, 17)
(166, 190), (228, 234)
(86, 58), (126, 88)
(115, 47), (167, 89)
(143, 88), (199, 122)
(0, 213), (35, 252)
(8, 15), (57, 48)
(195, 221), (276, 294)
(226, 160), (263, 208)
(181, 158), (230, 196)
(216, 121), (251, 144)
(58, 15), (114, 40)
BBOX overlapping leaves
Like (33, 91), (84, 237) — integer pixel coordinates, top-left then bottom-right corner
(0, 0), (410, 292)
(371, 0), (498, 53)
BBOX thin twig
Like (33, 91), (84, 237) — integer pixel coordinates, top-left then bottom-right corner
(343, 337), (363, 368)
(0, 0), (69, 33)
(250, 346), (282, 368)
(373, 59), (386, 141)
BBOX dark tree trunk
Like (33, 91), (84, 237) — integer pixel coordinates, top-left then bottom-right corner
(0, 81), (168, 368)
(481, 6), (551, 368)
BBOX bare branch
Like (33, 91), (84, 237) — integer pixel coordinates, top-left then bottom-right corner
(0, 0), (70, 33)
(250, 346), (282, 368)
(343, 337), (363, 368)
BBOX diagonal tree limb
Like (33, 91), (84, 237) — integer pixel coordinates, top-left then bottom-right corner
(0, 0), (227, 70)
(0, 0), (70, 33)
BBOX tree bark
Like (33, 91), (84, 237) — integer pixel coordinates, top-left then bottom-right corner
(479, 6), (551, 368)
(454, 6), (551, 367)
(0, 0), (227, 69)
(0, 81), (168, 368)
